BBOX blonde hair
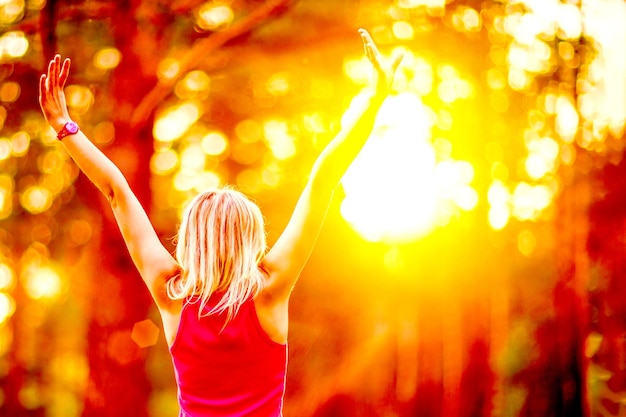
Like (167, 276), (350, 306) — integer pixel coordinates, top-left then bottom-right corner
(167, 187), (267, 320)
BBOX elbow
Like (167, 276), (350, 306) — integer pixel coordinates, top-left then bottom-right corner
(102, 184), (116, 204)
(307, 172), (338, 201)
(308, 160), (342, 197)
(101, 179), (129, 208)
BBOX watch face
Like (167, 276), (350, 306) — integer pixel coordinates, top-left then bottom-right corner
(66, 122), (79, 134)
(58, 121), (80, 139)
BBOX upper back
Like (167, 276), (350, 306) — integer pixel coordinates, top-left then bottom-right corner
(170, 296), (287, 417)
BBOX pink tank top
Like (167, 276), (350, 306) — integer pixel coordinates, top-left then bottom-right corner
(170, 296), (287, 417)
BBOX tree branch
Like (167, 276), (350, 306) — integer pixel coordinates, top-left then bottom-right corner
(130, 0), (295, 129)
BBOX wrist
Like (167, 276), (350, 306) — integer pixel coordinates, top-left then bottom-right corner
(367, 90), (387, 106)
(56, 120), (80, 140)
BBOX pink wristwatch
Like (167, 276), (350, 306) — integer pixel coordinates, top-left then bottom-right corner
(57, 121), (79, 140)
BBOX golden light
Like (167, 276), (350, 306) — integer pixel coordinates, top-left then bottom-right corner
(173, 170), (221, 192)
(235, 119), (263, 143)
(392, 21), (414, 40)
(157, 58), (181, 81)
(343, 56), (372, 86)
(341, 92), (478, 244)
(0, 138), (10, 160)
(452, 6), (482, 33)
(554, 96), (578, 143)
(28, 0), (45, 11)
(486, 68), (507, 90)
(517, 229), (537, 257)
(302, 113), (327, 137)
(150, 149), (179, 175)
(266, 73), (291, 97)
(557, 3), (582, 40)
(558, 41), (576, 62)
(383, 247), (405, 272)
(411, 57), (434, 96)
(22, 265), (64, 300)
(196, 4), (234, 31)
(525, 136), (559, 180)
(183, 70), (210, 92)
(38, 174), (63, 197)
(196, 171), (221, 191)
(65, 85), (94, 115)
(38, 149), (66, 174)
(201, 132), (228, 156)
(437, 78), (472, 104)
(0, 174), (13, 219)
(581, 0), (626, 138)
(0, 1), (24, 25)
(94, 47), (122, 70)
(487, 180), (510, 230)
(508, 67), (532, 91)
(0, 31), (28, 58)
(11, 131), (29, 156)
(153, 102), (201, 142)
(0, 293), (15, 324)
(0, 264), (14, 290)
(263, 120), (296, 160)
(489, 206), (510, 231)
(396, 0), (445, 10)
(47, 353), (88, 415)
(19, 380), (43, 409)
(173, 173), (195, 192)
(180, 143), (205, 172)
(511, 182), (553, 222)
(0, 81), (19, 102)
(261, 164), (281, 189)
(20, 186), (52, 214)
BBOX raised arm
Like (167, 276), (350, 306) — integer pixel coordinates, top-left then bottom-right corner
(39, 55), (179, 309)
(261, 29), (402, 300)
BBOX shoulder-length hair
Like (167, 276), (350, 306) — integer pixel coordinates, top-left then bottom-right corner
(167, 187), (267, 320)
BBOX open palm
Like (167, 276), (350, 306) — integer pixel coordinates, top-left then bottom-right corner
(359, 28), (403, 96)
(39, 54), (72, 132)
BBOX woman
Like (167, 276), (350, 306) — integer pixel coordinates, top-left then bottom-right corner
(39, 29), (401, 417)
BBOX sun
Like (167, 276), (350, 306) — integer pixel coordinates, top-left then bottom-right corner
(340, 92), (477, 244)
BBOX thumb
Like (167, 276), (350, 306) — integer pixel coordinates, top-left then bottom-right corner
(390, 52), (403, 74)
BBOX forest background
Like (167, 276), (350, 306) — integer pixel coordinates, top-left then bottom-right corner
(0, 0), (625, 416)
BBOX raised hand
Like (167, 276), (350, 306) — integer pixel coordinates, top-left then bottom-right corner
(358, 28), (403, 97)
(39, 54), (72, 132)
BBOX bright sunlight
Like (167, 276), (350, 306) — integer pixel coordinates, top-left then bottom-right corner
(340, 92), (478, 244)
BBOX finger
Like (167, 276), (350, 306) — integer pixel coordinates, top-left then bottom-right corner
(59, 58), (71, 88)
(358, 29), (375, 56)
(46, 59), (55, 89)
(50, 54), (61, 89)
(390, 52), (404, 73)
(39, 74), (46, 104)
(358, 28), (373, 45)
(361, 35), (384, 69)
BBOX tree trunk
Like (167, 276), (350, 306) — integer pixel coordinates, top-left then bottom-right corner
(80, 2), (162, 416)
